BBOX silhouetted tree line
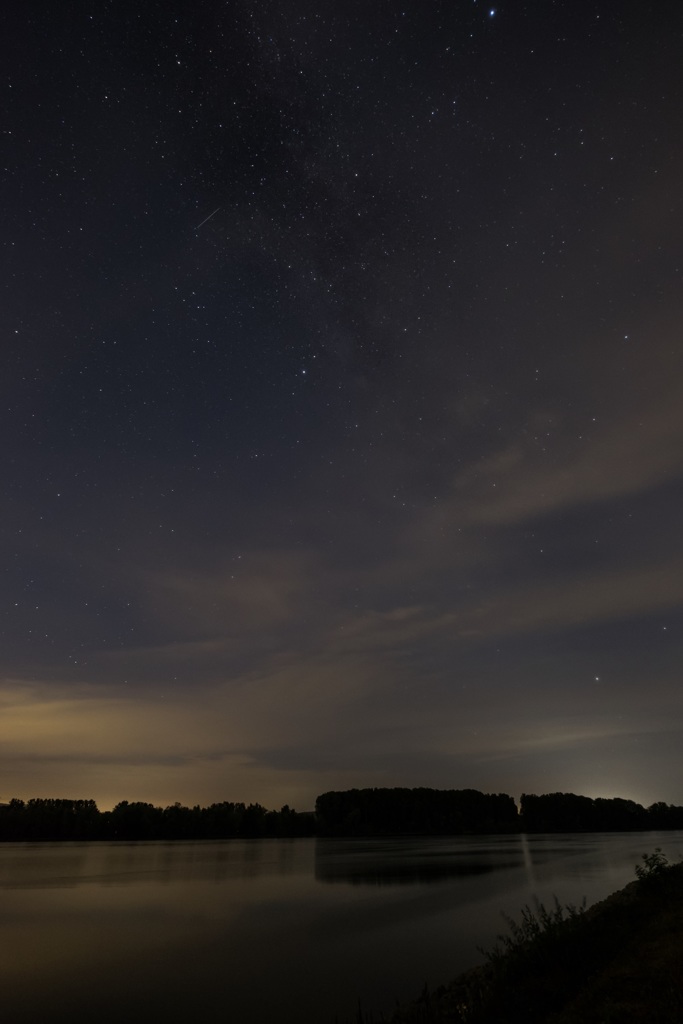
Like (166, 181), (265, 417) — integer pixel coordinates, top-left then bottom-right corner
(3, 789), (683, 841)
(315, 788), (683, 836)
(0, 797), (315, 842)
(519, 792), (683, 833)
(315, 787), (519, 836)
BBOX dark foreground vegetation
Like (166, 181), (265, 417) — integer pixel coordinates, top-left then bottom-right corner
(357, 850), (683, 1023)
(2, 787), (683, 841)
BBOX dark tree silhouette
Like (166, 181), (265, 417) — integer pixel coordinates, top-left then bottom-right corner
(1, 789), (680, 841)
(315, 787), (519, 836)
(519, 792), (657, 832)
(0, 797), (315, 841)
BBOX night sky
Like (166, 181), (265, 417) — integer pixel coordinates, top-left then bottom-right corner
(3, 1), (683, 811)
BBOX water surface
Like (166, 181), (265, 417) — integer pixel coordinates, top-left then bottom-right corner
(2, 831), (681, 1023)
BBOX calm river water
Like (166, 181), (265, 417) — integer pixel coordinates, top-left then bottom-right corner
(2, 831), (682, 1023)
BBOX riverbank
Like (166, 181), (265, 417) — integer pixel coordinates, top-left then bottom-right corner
(383, 856), (683, 1023)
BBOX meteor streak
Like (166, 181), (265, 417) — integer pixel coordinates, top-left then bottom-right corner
(194, 207), (221, 230)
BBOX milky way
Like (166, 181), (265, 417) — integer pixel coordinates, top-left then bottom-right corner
(2, 1), (683, 809)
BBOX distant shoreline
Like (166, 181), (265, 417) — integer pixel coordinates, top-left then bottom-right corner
(2, 788), (683, 842)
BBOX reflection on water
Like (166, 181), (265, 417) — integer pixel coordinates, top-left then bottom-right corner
(315, 836), (525, 885)
(0, 837), (303, 889)
(1, 832), (682, 1024)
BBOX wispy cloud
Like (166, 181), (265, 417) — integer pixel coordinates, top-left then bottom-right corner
(450, 368), (683, 528)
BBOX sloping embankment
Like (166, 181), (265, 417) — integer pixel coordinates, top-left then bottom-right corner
(388, 861), (683, 1023)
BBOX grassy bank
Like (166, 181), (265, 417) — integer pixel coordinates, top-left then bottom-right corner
(364, 851), (683, 1023)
